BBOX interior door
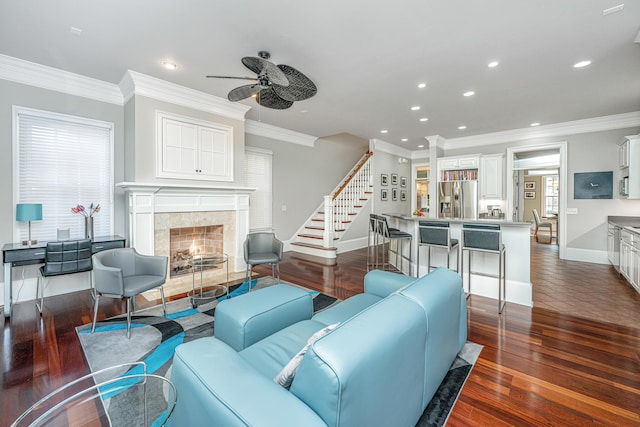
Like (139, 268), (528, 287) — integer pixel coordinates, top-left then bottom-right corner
(512, 170), (520, 221)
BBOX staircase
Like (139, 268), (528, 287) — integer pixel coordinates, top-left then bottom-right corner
(290, 151), (374, 258)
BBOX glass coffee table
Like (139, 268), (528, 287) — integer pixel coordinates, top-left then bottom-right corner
(12, 362), (176, 427)
(188, 253), (230, 308)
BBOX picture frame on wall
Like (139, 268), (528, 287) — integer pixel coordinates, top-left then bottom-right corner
(392, 187), (398, 201)
(391, 173), (398, 186)
(400, 176), (407, 187)
(524, 181), (535, 190)
(381, 174), (389, 186)
(400, 190), (407, 201)
(524, 191), (536, 199)
(381, 189), (388, 201)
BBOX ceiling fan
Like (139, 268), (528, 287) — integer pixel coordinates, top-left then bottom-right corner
(206, 51), (317, 109)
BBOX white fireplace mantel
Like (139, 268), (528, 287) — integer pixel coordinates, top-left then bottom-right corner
(116, 181), (254, 273)
(116, 182), (255, 194)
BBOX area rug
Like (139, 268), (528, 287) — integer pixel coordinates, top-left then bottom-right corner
(77, 278), (481, 426)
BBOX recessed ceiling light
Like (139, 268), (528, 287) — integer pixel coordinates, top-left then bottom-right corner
(418, 144), (425, 148)
(573, 60), (591, 68)
(401, 138), (408, 142)
(530, 122), (541, 127)
(380, 130), (388, 134)
(419, 117), (429, 122)
(602, 4), (624, 15)
(69, 26), (83, 36)
(458, 125), (467, 130)
(161, 60), (178, 70)
(488, 61), (499, 68)
(417, 83), (427, 89)
(300, 110), (309, 114)
(463, 91), (475, 97)
(411, 106), (421, 111)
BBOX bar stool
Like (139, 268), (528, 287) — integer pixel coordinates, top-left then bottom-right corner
(367, 214), (381, 270)
(378, 216), (412, 275)
(417, 221), (459, 276)
(461, 223), (506, 313)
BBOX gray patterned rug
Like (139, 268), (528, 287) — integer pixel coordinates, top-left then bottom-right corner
(77, 278), (481, 426)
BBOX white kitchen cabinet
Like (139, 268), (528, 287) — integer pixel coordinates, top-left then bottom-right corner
(631, 239), (640, 292)
(619, 135), (640, 199)
(620, 229), (633, 281)
(437, 156), (479, 171)
(480, 154), (504, 199)
(156, 111), (234, 182)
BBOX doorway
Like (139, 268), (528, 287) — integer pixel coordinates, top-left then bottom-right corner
(506, 142), (567, 259)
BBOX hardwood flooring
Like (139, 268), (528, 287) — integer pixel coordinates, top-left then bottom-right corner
(1, 240), (639, 426)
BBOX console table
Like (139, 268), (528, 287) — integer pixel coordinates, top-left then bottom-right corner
(2, 235), (125, 318)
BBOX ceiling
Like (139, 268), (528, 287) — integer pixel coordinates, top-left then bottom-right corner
(1, 1), (639, 150)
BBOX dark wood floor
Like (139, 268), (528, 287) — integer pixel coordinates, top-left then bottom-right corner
(1, 240), (639, 426)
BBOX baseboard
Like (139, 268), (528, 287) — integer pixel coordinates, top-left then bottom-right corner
(562, 247), (609, 265)
(336, 237), (368, 254)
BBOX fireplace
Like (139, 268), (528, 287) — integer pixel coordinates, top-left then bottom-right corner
(169, 225), (224, 277)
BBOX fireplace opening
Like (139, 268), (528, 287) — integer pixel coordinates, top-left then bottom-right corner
(169, 225), (223, 277)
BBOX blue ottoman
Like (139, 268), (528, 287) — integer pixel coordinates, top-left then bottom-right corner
(214, 284), (313, 351)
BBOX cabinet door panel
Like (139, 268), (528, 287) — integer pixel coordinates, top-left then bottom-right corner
(199, 128), (230, 177)
(163, 120), (198, 174)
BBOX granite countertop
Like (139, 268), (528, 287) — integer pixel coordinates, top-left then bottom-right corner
(608, 216), (640, 235)
(382, 213), (531, 227)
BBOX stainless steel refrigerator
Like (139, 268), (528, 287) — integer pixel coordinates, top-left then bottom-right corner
(438, 181), (478, 219)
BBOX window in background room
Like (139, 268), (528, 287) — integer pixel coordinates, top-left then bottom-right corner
(14, 107), (114, 243)
(544, 175), (559, 216)
(244, 147), (273, 232)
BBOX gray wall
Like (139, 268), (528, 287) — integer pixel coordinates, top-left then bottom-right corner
(0, 79), (126, 284)
(446, 127), (640, 251)
(245, 132), (369, 241)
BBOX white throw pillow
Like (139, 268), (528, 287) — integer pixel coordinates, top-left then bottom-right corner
(274, 323), (340, 389)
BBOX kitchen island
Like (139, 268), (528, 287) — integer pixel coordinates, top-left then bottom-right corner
(383, 214), (533, 307)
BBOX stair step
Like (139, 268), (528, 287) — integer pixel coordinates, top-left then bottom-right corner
(306, 225), (325, 230)
(298, 234), (339, 241)
(291, 242), (337, 251)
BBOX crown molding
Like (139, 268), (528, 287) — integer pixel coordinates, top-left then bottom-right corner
(245, 120), (317, 147)
(0, 54), (123, 105)
(120, 70), (250, 121)
(444, 111), (640, 150)
(410, 149), (430, 160)
(370, 138), (413, 158)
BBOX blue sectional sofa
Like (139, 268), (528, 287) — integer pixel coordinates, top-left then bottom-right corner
(169, 267), (467, 427)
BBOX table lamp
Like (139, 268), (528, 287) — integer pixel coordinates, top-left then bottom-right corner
(16, 203), (42, 245)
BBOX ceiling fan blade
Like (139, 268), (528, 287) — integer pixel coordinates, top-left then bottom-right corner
(228, 84), (259, 102)
(272, 64), (317, 101)
(256, 88), (294, 110)
(206, 75), (258, 81)
(242, 56), (289, 87)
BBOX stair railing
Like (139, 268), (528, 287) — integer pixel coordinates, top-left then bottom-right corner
(323, 152), (373, 247)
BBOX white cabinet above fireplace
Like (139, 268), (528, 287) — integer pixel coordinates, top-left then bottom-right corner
(156, 111), (234, 182)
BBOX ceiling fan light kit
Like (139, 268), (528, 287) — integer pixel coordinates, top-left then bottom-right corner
(207, 51), (317, 110)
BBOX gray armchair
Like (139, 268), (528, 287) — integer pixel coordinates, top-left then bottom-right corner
(91, 248), (168, 338)
(244, 232), (283, 290)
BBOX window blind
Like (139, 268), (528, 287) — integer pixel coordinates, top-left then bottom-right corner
(16, 108), (113, 243)
(244, 148), (273, 232)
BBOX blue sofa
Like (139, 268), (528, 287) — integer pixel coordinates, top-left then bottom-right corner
(169, 267), (467, 427)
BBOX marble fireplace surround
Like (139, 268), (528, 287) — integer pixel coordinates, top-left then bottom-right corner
(116, 182), (253, 276)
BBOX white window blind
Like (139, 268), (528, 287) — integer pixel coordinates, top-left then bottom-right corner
(244, 148), (273, 232)
(15, 107), (113, 243)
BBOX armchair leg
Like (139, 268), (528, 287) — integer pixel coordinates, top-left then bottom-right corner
(126, 297), (132, 339)
(91, 295), (100, 333)
(248, 266), (254, 291)
(160, 286), (166, 317)
(276, 263), (280, 283)
(35, 275), (44, 315)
